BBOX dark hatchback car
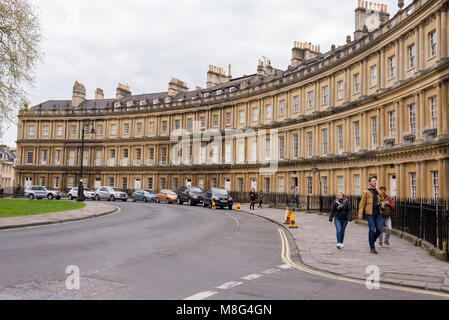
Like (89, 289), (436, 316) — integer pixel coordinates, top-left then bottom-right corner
(177, 186), (207, 206)
(204, 188), (233, 210)
(131, 189), (158, 203)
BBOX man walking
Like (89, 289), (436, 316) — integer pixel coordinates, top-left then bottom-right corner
(358, 176), (383, 254)
(378, 186), (395, 248)
(249, 188), (257, 210)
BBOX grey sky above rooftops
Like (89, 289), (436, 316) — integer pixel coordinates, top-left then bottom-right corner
(1, 0), (408, 147)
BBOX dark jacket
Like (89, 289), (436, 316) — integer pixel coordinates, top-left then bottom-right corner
(249, 191), (257, 202)
(329, 198), (352, 221)
(380, 194), (395, 218)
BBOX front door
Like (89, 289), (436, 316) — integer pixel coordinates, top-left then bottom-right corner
(25, 177), (32, 188)
(389, 174), (397, 197)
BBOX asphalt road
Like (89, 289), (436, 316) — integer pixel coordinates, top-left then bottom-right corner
(0, 202), (446, 300)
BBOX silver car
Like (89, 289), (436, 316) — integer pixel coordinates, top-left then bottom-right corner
(94, 186), (128, 202)
(25, 186), (62, 200)
(68, 187), (96, 200)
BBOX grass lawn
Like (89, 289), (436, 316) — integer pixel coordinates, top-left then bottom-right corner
(0, 199), (86, 218)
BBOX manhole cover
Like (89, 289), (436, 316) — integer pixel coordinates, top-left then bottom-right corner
(382, 273), (443, 284)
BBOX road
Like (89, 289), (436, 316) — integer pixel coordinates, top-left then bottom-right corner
(0, 202), (446, 300)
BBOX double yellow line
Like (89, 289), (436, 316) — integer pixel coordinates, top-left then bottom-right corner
(277, 228), (449, 298)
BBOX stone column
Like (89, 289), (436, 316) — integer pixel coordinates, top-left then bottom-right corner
(439, 80), (449, 135)
(441, 6), (448, 59)
(418, 23), (425, 71)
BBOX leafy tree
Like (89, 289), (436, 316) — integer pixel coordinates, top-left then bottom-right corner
(0, 0), (42, 139)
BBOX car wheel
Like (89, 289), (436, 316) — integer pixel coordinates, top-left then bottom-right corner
(68, 194), (73, 200)
(203, 201), (208, 208)
(47, 194), (54, 200)
(144, 197), (148, 203)
(95, 195), (100, 201)
(28, 194), (35, 200)
(177, 198), (183, 205)
(110, 195), (116, 202)
(166, 199), (171, 204)
(228, 205), (233, 210)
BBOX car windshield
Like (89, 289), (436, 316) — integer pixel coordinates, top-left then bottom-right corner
(166, 190), (176, 195)
(110, 188), (122, 192)
(212, 188), (229, 196)
(144, 190), (156, 194)
(84, 188), (93, 192)
(189, 187), (203, 193)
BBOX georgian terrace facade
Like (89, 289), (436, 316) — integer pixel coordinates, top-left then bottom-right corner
(15, 0), (449, 199)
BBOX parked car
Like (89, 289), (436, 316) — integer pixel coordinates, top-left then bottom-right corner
(132, 189), (158, 203)
(94, 186), (128, 202)
(177, 186), (207, 206)
(157, 189), (178, 204)
(68, 187), (96, 200)
(204, 187), (233, 210)
(24, 185), (62, 200)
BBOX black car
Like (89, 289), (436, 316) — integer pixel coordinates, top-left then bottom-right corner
(204, 188), (233, 210)
(177, 186), (207, 206)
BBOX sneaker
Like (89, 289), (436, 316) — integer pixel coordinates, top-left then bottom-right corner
(370, 249), (378, 254)
(340, 244), (345, 248)
(336, 244), (342, 249)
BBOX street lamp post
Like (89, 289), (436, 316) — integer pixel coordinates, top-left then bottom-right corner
(77, 120), (95, 202)
(312, 165), (322, 212)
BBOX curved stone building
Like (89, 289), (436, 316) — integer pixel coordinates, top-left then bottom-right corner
(15, 0), (449, 199)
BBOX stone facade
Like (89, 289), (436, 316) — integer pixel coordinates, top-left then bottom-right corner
(15, 0), (449, 199)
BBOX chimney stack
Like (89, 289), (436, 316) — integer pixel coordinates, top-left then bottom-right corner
(354, 1), (390, 40)
(207, 64), (230, 89)
(168, 78), (189, 98)
(116, 83), (131, 100)
(72, 81), (86, 108)
(95, 88), (104, 100)
(291, 41), (321, 67)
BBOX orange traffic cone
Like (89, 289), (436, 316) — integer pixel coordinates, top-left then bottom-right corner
(289, 212), (298, 229)
(212, 202), (216, 210)
(284, 209), (291, 225)
(236, 203), (241, 211)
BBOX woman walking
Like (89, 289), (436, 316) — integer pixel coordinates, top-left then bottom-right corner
(329, 192), (352, 249)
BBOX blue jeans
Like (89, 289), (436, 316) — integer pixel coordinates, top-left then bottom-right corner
(334, 218), (348, 244)
(366, 213), (383, 250)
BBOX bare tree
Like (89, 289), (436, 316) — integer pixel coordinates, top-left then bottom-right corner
(0, 0), (42, 139)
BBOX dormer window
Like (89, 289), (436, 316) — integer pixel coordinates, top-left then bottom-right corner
(153, 99), (159, 104)
(216, 90), (223, 95)
(229, 87), (236, 92)
(139, 100), (146, 106)
(114, 102), (121, 108)
(204, 92), (210, 98)
(127, 101), (134, 107)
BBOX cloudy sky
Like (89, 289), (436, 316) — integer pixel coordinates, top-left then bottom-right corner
(2, 0), (409, 147)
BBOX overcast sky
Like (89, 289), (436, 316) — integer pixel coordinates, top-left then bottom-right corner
(2, 0), (409, 148)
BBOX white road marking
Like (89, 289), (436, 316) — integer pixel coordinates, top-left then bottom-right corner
(262, 268), (281, 274)
(241, 274), (262, 281)
(278, 264), (292, 269)
(216, 281), (243, 290)
(184, 291), (218, 300)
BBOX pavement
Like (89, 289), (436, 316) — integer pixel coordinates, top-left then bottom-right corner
(241, 205), (449, 293)
(0, 201), (118, 230)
